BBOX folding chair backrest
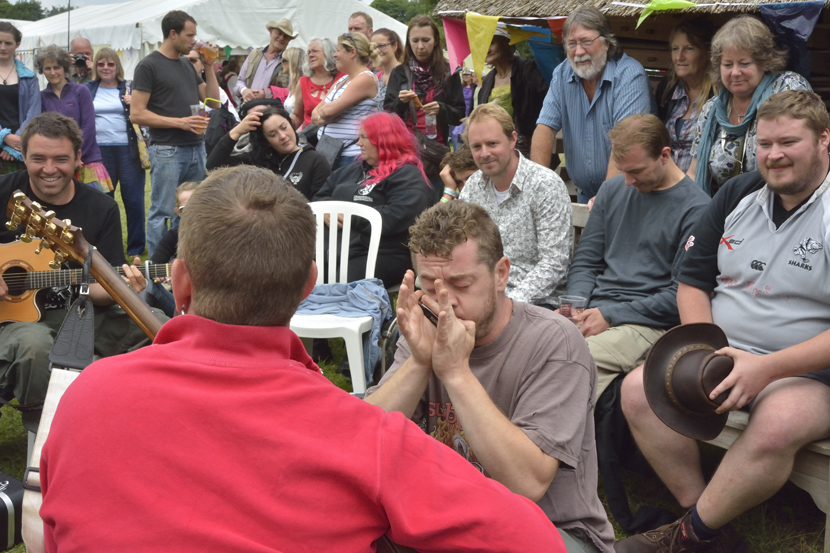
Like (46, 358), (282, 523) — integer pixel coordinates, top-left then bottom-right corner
(309, 201), (383, 285)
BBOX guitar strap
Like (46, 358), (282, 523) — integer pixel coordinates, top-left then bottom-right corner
(22, 245), (96, 553)
(47, 246), (95, 370)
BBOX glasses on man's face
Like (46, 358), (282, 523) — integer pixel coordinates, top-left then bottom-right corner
(565, 36), (602, 51)
(97, 62), (116, 68)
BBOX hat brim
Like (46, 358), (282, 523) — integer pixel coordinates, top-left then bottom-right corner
(643, 323), (730, 441)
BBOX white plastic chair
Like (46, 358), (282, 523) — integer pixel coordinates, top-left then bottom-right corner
(290, 201), (383, 396)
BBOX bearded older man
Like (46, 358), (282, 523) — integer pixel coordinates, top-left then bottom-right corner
(531, 6), (655, 204)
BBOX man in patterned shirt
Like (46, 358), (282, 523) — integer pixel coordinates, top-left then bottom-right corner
(459, 103), (572, 308)
(566, 114), (709, 400)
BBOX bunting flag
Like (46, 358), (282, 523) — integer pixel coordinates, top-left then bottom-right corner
(466, 11), (500, 81)
(507, 28), (547, 46)
(442, 17), (470, 72)
(636, 0), (696, 27)
(547, 17), (567, 42)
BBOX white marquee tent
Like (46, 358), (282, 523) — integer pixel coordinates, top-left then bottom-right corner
(14, 0), (407, 78)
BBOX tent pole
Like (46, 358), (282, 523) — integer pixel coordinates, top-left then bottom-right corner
(67, 0), (71, 49)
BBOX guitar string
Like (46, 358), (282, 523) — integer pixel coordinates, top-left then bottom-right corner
(1, 265), (172, 285)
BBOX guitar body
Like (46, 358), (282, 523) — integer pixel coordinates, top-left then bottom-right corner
(5, 192), (163, 339)
(0, 240), (54, 324)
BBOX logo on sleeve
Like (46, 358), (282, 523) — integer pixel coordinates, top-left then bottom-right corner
(789, 238), (822, 271)
(685, 235), (695, 251)
(750, 260), (766, 271)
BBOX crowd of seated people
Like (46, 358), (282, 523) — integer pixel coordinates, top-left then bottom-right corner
(1, 4), (830, 552)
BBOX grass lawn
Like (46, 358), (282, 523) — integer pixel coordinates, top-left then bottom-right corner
(1, 171), (823, 551)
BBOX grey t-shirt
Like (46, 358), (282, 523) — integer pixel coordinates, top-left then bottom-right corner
(680, 170), (830, 355)
(367, 301), (615, 552)
(132, 50), (204, 146)
(567, 174), (710, 328)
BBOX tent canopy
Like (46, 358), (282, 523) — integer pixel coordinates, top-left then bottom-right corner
(17, 0), (407, 77)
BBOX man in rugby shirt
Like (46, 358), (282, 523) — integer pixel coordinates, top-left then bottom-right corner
(618, 90), (830, 551)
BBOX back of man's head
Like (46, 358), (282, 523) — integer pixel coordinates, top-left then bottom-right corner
(20, 112), (83, 158)
(608, 114), (670, 162)
(178, 166), (316, 327)
(757, 90), (830, 141)
(162, 10), (196, 40)
(408, 201), (503, 271)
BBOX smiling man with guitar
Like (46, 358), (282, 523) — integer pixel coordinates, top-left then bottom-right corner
(0, 112), (149, 429)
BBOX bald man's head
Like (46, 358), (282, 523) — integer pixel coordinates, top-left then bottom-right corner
(69, 37), (92, 58)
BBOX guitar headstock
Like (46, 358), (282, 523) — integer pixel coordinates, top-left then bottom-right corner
(6, 190), (89, 269)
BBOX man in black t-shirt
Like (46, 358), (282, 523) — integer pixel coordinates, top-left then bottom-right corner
(130, 10), (220, 258)
(0, 113), (148, 428)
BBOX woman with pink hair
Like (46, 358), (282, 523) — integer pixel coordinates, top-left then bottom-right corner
(313, 111), (433, 288)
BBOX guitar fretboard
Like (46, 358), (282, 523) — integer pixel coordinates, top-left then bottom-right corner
(7, 263), (172, 291)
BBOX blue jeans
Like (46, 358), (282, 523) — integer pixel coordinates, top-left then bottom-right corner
(147, 144), (206, 257)
(100, 145), (146, 255)
(335, 154), (358, 170)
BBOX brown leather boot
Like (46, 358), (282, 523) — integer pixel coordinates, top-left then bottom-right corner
(614, 511), (747, 553)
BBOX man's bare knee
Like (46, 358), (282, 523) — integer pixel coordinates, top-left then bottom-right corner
(743, 382), (830, 455)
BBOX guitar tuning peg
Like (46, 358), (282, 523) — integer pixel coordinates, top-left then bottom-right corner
(5, 220), (18, 232)
(49, 250), (67, 269)
(12, 191), (26, 204)
(20, 232), (33, 243)
(63, 219), (71, 227)
(31, 201), (42, 211)
(60, 227), (75, 245)
(43, 210), (55, 220)
(35, 238), (50, 255)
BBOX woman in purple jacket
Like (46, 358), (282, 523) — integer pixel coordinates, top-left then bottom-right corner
(36, 44), (111, 192)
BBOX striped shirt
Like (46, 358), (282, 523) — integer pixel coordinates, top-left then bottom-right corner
(536, 53), (655, 198)
(317, 71), (378, 157)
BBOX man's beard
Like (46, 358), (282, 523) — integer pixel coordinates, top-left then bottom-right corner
(569, 47), (607, 81)
(764, 146), (827, 197)
(473, 288), (499, 342)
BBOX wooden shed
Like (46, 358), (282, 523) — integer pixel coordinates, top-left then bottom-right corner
(434, 0), (830, 106)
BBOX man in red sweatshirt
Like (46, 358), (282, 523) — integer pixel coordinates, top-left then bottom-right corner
(39, 165), (566, 553)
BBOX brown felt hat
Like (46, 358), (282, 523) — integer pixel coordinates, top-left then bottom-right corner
(644, 323), (734, 441)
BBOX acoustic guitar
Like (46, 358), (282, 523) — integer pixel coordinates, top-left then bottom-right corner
(1, 239), (173, 325)
(5, 190), (163, 339)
